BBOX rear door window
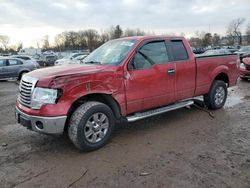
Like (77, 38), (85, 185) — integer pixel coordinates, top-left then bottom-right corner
(16, 56), (30, 60)
(8, 59), (23, 66)
(170, 41), (189, 61)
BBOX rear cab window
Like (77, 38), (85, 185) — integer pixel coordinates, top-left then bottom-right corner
(169, 40), (189, 61)
(8, 59), (23, 66)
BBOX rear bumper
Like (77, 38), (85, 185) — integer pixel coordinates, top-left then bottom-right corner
(15, 107), (67, 135)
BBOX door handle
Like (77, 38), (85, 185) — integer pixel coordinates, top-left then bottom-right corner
(167, 69), (175, 75)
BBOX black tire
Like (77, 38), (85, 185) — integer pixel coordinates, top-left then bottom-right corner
(204, 80), (228, 109)
(18, 71), (28, 80)
(68, 101), (115, 151)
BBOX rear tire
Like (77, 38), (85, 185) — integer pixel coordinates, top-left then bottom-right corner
(68, 101), (115, 151)
(204, 80), (227, 109)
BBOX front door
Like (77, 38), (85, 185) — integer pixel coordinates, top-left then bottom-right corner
(7, 59), (23, 78)
(124, 40), (176, 114)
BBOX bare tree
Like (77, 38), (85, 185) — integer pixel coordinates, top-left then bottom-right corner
(16, 42), (23, 52)
(42, 35), (50, 50)
(194, 31), (207, 47)
(246, 23), (250, 44)
(188, 37), (202, 48)
(124, 28), (146, 37)
(202, 33), (212, 47)
(54, 34), (65, 51)
(113, 25), (123, 39)
(212, 33), (221, 46)
(195, 31), (206, 39)
(108, 25), (123, 39)
(65, 31), (79, 50)
(226, 18), (245, 45)
(83, 29), (99, 51)
(99, 29), (110, 43)
(0, 35), (10, 51)
(34, 37), (42, 49)
(77, 31), (87, 49)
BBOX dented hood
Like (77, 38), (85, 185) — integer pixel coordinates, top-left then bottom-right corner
(27, 64), (106, 79)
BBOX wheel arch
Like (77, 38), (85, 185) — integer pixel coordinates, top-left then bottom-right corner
(18, 69), (30, 80)
(64, 93), (122, 132)
(214, 72), (229, 86)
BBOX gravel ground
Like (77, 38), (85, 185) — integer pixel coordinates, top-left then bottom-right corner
(0, 79), (250, 188)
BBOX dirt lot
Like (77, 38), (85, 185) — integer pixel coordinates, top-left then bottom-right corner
(0, 79), (250, 188)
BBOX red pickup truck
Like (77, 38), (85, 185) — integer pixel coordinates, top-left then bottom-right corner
(16, 36), (239, 151)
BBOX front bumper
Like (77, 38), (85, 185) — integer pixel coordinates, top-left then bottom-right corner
(15, 107), (67, 135)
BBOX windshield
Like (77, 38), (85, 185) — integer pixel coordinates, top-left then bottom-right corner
(83, 39), (137, 65)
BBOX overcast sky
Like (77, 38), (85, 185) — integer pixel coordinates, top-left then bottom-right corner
(0, 0), (250, 47)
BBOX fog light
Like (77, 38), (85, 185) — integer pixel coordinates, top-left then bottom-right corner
(36, 121), (44, 130)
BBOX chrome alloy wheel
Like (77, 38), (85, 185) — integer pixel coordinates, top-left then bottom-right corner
(84, 113), (109, 143)
(214, 86), (225, 106)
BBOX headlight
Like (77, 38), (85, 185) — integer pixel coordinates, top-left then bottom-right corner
(30, 87), (59, 109)
(240, 63), (246, 70)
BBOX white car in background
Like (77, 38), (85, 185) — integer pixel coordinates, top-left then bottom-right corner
(55, 54), (88, 65)
(18, 48), (42, 56)
(201, 49), (232, 56)
(55, 53), (87, 65)
(235, 46), (250, 56)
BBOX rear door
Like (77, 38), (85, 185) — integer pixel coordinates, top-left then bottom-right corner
(0, 59), (8, 79)
(6, 59), (23, 78)
(125, 40), (176, 114)
(168, 40), (196, 100)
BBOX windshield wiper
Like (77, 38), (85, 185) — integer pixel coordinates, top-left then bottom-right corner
(84, 61), (102, 65)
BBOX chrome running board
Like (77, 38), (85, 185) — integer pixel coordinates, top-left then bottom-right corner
(126, 100), (194, 122)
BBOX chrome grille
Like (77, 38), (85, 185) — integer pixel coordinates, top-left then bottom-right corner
(18, 75), (38, 108)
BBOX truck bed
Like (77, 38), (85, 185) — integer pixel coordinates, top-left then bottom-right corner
(194, 54), (238, 96)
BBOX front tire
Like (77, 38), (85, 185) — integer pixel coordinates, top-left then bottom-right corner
(204, 80), (227, 109)
(68, 101), (115, 151)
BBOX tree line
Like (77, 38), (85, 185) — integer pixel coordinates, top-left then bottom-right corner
(1, 19), (250, 53)
(37, 25), (149, 52)
(189, 18), (250, 48)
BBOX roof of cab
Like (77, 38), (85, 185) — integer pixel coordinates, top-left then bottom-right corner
(118, 35), (185, 41)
